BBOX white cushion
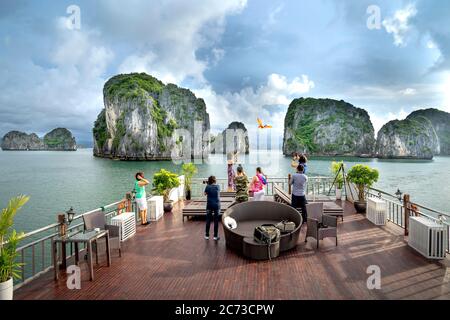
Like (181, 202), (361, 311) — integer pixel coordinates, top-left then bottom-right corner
(224, 216), (237, 230)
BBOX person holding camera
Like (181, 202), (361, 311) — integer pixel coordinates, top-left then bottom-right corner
(204, 175), (221, 241)
(134, 172), (150, 226)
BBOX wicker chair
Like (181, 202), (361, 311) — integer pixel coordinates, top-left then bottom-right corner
(83, 211), (122, 260)
(305, 202), (338, 248)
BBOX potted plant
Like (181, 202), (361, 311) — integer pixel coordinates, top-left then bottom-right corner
(346, 164), (379, 213)
(331, 161), (345, 200)
(181, 163), (198, 201)
(153, 169), (181, 212)
(1, 195), (28, 300)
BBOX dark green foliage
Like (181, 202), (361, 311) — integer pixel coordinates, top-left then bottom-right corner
(112, 112), (126, 150)
(407, 108), (450, 154)
(347, 164), (379, 201)
(152, 169), (180, 202)
(43, 128), (75, 149)
(285, 98), (374, 154)
(380, 117), (431, 137)
(104, 73), (164, 100)
(44, 137), (64, 147)
(93, 109), (109, 149)
(293, 114), (318, 152)
(150, 100), (178, 148)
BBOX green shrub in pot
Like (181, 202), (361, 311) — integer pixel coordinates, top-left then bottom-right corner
(0, 196), (28, 300)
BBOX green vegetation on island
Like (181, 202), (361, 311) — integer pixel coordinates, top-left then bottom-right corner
(375, 116), (440, 159)
(283, 98), (375, 156)
(93, 73), (210, 160)
(1, 128), (77, 151)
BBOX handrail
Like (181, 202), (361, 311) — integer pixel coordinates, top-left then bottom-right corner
(411, 202), (449, 217)
(368, 187), (402, 201)
(19, 200), (122, 241)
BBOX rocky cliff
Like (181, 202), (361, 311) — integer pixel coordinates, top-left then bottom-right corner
(407, 108), (450, 155)
(210, 122), (250, 154)
(375, 116), (440, 159)
(43, 128), (77, 151)
(93, 73), (210, 160)
(1, 129), (76, 151)
(283, 98), (375, 156)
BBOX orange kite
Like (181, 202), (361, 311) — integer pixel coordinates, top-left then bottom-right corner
(257, 118), (272, 129)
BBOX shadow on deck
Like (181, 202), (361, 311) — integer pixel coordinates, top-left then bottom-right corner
(14, 200), (450, 300)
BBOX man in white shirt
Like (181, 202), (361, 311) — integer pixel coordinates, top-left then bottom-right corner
(291, 164), (308, 223)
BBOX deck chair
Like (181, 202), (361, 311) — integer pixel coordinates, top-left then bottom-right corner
(83, 211), (122, 260)
(305, 202), (338, 248)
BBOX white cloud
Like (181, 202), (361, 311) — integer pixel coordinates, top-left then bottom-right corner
(441, 72), (450, 113)
(268, 4), (284, 26)
(371, 109), (409, 137)
(399, 88), (416, 95)
(211, 48), (226, 66)
(0, 17), (114, 139)
(194, 73), (314, 140)
(103, 0), (247, 86)
(382, 4), (417, 47)
(427, 40), (437, 49)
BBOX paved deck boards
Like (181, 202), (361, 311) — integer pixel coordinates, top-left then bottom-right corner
(14, 200), (450, 300)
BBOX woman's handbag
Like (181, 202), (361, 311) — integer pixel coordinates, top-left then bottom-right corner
(254, 224), (281, 260)
(275, 220), (296, 233)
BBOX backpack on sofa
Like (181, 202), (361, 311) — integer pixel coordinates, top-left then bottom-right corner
(254, 224), (281, 260)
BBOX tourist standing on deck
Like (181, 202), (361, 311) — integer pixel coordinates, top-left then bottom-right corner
(204, 176), (221, 241)
(234, 165), (249, 203)
(291, 164), (308, 223)
(291, 152), (300, 169)
(250, 167), (267, 201)
(227, 151), (238, 191)
(135, 172), (150, 226)
(299, 154), (308, 174)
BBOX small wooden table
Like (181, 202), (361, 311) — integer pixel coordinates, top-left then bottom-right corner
(52, 230), (111, 281)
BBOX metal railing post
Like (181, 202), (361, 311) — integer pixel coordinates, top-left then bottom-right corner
(404, 194), (411, 236)
(288, 174), (292, 195)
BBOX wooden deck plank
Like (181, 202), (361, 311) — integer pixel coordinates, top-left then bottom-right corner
(14, 200), (450, 300)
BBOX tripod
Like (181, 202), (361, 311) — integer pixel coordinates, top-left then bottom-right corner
(327, 162), (355, 200)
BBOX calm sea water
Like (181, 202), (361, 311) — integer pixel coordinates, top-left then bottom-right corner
(0, 149), (449, 233)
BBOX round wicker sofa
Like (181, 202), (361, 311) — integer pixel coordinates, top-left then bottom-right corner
(222, 201), (302, 260)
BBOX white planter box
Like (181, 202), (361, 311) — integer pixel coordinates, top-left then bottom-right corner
(367, 197), (387, 225)
(111, 211), (136, 242)
(0, 278), (13, 300)
(409, 216), (447, 260)
(168, 175), (185, 203)
(148, 196), (164, 221)
(336, 188), (342, 200)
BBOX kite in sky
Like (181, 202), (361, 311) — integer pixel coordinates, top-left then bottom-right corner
(257, 118), (272, 129)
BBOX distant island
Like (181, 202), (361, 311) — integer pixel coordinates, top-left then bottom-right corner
(210, 121), (250, 155)
(283, 98), (450, 160)
(1, 128), (77, 151)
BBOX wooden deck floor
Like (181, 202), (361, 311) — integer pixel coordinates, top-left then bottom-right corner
(14, 200), (450, 300)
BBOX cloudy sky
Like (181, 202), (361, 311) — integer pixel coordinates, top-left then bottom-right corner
(0, 0), (449, 144)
